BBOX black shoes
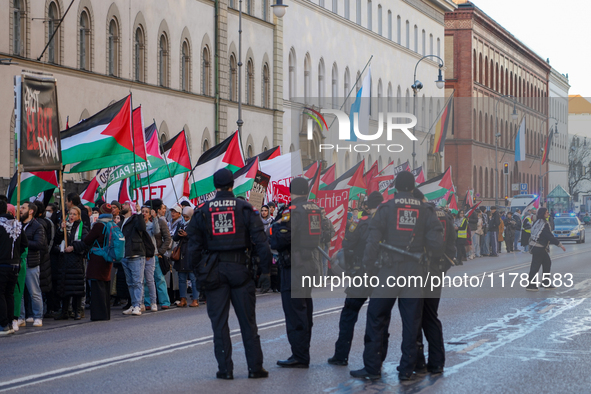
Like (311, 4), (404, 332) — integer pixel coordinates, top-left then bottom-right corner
(248, 369), (269, 379)
(327, 356), (348, 366)
(350, 368), (382, 380)
(428, 366), (444, 374)
(216, 371), (234, 380)
(277, 358), (309, 368)
(398, 372), (414, 381)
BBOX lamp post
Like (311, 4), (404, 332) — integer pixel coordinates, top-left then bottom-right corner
(411, 55), (445, 170)
(494, 94), (518, 206)
(237, 0), (287, 139)
(539, 116), (559, 204)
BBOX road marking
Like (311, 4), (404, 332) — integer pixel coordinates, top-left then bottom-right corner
(539, 305), (556, 314)
(0, 304), (347, 393)
(457, 339), (489, 354)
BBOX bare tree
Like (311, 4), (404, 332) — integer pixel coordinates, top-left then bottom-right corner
(568, 136), (591, 199)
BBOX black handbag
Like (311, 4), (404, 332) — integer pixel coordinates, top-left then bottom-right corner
(158, 255), (171, 275)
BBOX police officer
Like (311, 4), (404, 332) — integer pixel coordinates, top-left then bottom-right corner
(269, 177), (325, 368)
(414, 188), (456, 375)
(328, 191), (384, 366)
(350, 171), (443, 381)
(186, 169), (271, 380)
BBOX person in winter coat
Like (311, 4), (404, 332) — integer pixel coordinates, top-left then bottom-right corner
(141, 205), (159, 312)
(526, 208), (566, 291)
(145, 199), (172, 310)
(83, 204), (114, 321)
(17, 202), (47, 328)
(54, 206), (88, 320)
(503, 212), (516, 253)
(497, 219), (505, 253)
(172, 207), (198, 308)
(33, 201), (55, 316)
(521, 211), (533, 253)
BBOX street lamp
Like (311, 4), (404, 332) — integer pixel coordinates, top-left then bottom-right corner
(494, 94), (518, 206)
(237, 0), (288, 139)
(411, 55), (445, 170)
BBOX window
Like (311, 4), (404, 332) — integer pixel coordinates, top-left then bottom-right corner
(230, 53), (238, 101)
(246, 0), (252, 15)
(332, 63), (338, 109)
(367, 1), (372, 30)
(345, 0), (350, 19)
(387, 83), (393, 112)
(108, 19), (119, 76)
(356, 0), (361, 25)
(159, 34), (169, 87)
(229, 0), (234, 8)
(181, 40), (190, 91)
(422, 29), (425, 55)
(377, 80), (383, 116)
(429, 34), (433, 56)
(79, 10), (91, 70)
(344, 67), (350, 110)
(288, 48), (296, 99)
(304, 54), (311, 103)
(414, 25), (418, 52)
(13, 0), (26, 56)
(263, 63), (270, 108)
(134, 26), (145, 82)
(202, 46), (211, 95)
(387, 11), (392, 40)
(405, 20), (409, 48)
(203, 139), (209, 153)
(318, 59), (325, 104)
(48, 2), (60, 64)
(246, 58), (254, 105)
(377, 5), (382, 35)
(333, 0), (338, 13)
(319, 0), (324, 7)
(263, 0), (268, 20)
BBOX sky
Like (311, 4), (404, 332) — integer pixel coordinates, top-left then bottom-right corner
(468, 0), (591, 96)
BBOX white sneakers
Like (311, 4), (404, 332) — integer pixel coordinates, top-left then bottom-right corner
(123, 306), (142, 316)
(17, 319), (26, 327)
(25, 317), (34, 323)
(12, 320), (19, 332)
(150, 304), (158, 312)
(140, 305), (146, 312)
(33, 319), (43, 327)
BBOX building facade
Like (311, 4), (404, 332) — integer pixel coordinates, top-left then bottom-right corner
(547, 67), (569, 195)
(568, 95), (591, 212)
(444, 2), (551, 207)
(1, 0), (279, 185)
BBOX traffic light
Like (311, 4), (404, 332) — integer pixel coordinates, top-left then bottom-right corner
(505, 196), (509, 206)
(503, 162), (509, 175)
(473, 196), (476, 204)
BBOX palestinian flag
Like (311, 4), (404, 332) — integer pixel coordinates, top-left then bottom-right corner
(7, 171), (58, 205)
(62, 96), (146, 172)
(368, 175), (393, 194)
(363, 160), (379, 188)
(246, 146), (281, 165)
(233, 157), (259, 197)
(189, 131), (244, 199)
(448, 193), (459, 214)
(466, 201), (482, 218)
(308, 166), (321, 200)
(412, 166), (426, 184)
(464, 189), (474, 209)
(140, 129), (192, 186)
(432, 95), (454, 154)
(541, 129), (554, 165)
(80, 176), (100, 207)
(303, 161), (320, 180)
(324, 160), (367, 200)
(417, 167), (453, 201)
(521, 196), (541, 219)
(118, 178), (132, 204)
(319, 163), (336, 189)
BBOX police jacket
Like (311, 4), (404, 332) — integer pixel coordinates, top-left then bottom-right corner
(23, 218), (47, 269)
(119, 214), (147, 258)
(186, 190), (272, 274)
(361, 191), (444, 268)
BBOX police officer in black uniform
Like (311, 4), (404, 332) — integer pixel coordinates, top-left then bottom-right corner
(350, 171), (443, 381)
(413, 188), (456, 375)
(328, 191), (384, 366)
(186, 169), (271, 380)
(269, 177), (325, 368)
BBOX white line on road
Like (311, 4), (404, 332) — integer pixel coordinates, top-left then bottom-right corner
(538, 305), (556, 314)
(457, 339), (489, 354)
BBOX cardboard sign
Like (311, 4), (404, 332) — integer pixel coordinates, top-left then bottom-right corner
(249, 171), (270, 210)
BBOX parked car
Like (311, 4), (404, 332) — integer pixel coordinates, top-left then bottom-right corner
(553, 213), (586, 243)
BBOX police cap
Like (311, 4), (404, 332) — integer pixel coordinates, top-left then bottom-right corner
(213, 168), (234, 188)
(290, 177), (309, 195)
(366, 191), (384, 209)
(395, 171), (415, 192)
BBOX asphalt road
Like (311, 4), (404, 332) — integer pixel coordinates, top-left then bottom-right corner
(2, 242), (591, 394)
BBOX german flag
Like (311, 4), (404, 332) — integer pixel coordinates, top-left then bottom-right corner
(431, 95), (454, 154)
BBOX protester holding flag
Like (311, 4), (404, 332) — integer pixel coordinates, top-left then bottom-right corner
(172, 207), (199, 308)
(53, 206), (88, 321)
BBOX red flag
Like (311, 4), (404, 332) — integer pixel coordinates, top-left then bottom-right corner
(320, 164), (336, 187)
(466, 201), (482, 218)
(309, 166), (321, 200)
(438, 167), (453, 190)
(363, 160), (379, 186)
(303, 161), (319, 179)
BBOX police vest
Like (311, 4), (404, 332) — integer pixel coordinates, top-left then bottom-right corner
(291, 200), (322, 249)
(458, 218), (467, 238)
(383, 193), (428, 254)
(201, 197), (249, 251)
(524, 217), (532, 233)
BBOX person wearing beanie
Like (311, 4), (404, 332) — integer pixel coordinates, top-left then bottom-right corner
(270, 176), (329, 369)
(185, 168), (271, 379)
(351, 171), (444, 381)
(328, 191), (383, 366)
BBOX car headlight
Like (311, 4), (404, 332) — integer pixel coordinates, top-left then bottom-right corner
(571, 230), (579, 236)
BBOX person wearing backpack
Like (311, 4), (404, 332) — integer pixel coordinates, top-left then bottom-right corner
(526, 208), (566, 291)
(84, 204), (117, 321)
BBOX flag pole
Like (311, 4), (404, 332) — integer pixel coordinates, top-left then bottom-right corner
(58, 169), (68, 248)
(129, 94), (138, 203)
(155, 119), (179, 203)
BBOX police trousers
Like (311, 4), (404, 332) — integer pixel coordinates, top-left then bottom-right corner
(280, 266), (313, 364)
(204, 262), (263, 373)
(416, 285), (445, 369)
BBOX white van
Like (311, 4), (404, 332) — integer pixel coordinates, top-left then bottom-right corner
(509, 194), (537, 213)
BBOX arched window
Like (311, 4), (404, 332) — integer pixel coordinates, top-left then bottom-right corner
(246, 58), (254, 105)
(229, 54), (237, 100)
(246, 0), (252, 15)
(333, 0), (338, 13)
(48, 2), (61, 64)
(473, 50), (477, 81)
(263, 63), (270, 108)
(405, 20), (410, 48)
(345, 0), (350, 19)
(304, 54), (311, 103)
(484, 56), (488, 87)
(479, 53), (483, 83)
(356, 0), (361, 25)
(263, 0), (269, 20)
(397, 16), (401, 44)
(377, 5), (382, 35)
(387, 83), (393, 112)
(13, 0), (26, 56)
(288, 48), (296, 99)
(367, 0), (372, 30)
(134, 26), (145, 82)
(108, 19), (119, 76)
(344, 67), (350, 111)
(331, 63), (338, 109)
(437, 37), (440, 57)
(159, 34), (169, 87)
(181, 40), (190, 91)
(229, 0), (234, 8)
(387, 11), (392, 40)
(377, 80), (383, 117)
(79, 9), (91, 70)
(422, 29), (426, 55)
(247, 145), (254, 159)
(318, 59), (325, 103)
(203, 139), (210, 153)
(414, 25), (418, 52)
(202, 46), (211, 95)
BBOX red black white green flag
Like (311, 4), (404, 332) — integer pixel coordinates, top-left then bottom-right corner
(7, 171), (58, 205)
(431, 95), (454, 154)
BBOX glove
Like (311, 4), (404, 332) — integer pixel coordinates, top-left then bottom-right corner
(259, 273), (271, 293)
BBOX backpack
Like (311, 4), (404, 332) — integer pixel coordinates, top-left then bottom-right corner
(91, 221), (125, 263)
